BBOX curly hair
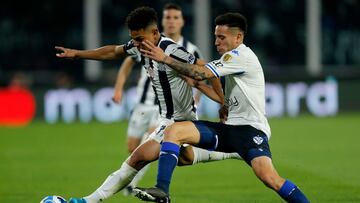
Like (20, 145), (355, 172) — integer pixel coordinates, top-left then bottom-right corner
(126, 6), (158, 31)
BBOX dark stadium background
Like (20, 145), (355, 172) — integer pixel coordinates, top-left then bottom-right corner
(0, 1), (360, 202)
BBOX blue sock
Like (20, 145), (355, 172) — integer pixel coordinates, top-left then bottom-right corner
(278, 180), (310, 203)
(155, 142), (180, 194)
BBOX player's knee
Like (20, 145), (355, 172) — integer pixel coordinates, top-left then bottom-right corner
(129, 149), (145, 164)
(164, 124), (183, 142)
(127, 149), (151, 169)
(177, 145), (194, 166)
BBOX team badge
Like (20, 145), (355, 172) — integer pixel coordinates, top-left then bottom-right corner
(253, 135), (264, 145)
(223, 54), (232, 62)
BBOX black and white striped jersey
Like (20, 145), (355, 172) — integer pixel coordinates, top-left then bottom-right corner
(132, 36), (203, 106)
(124, 36), (197, 120)
(135, 67), (157, 105)
(127, 54), (157, 106)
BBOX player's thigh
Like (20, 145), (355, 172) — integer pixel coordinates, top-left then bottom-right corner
(191, 120), (223, 150)
(148, 118), (175, 143)
(148, 109), (160, 133)
(163, 121), (201, 145)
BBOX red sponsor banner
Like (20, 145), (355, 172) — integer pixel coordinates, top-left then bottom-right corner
(0, 87), (36, 127)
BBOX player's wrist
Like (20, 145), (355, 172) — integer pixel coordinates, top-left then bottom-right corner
(162, 55), (170, 64)
(73, 50), (81, 59)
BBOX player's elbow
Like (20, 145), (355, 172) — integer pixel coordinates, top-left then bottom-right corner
(194, 77), (204, 81)
(194, 75), (208, 81)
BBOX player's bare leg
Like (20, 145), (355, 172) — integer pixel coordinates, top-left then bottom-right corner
(70, 140), (160, 203)
(124, 131), (154, 195)
(251, 156), (309, 202)
(127, 137), (142, 154)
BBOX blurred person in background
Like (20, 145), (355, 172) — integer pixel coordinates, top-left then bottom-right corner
(8, 71), (32, 90)
(110, 3), (205, 195)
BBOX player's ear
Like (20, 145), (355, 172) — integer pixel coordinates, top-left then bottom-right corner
(152, 28), (159, 40)
(236, 32), (243, 43)
(152, 28), (158, 35)
(152, 28), (159, 42)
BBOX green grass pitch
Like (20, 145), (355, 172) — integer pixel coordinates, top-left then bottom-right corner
(1, 114), (360, 203)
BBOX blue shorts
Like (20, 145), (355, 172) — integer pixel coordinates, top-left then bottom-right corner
(192, 120), (272, 165)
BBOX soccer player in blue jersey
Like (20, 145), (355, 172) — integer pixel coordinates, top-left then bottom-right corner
(56, 7), (240, 203)
(135, 13), (310, 203)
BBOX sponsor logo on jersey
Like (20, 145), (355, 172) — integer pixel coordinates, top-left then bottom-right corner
(253, 135), (264, 145)
(231, 50), (239, 56)
(225, 96), (239, 106)
(223, 54), (232, 62)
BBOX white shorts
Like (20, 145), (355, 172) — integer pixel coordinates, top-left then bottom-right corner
(148, 117), (175, 143)
(148, 111), (198, 143)
(127, 104), (159, 138)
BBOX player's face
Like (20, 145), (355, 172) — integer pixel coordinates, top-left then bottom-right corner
(214, 25), (242, 55)
(130, 27), (158, 51)
(162, 9), (184, 35)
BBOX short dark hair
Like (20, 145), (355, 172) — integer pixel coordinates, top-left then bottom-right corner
(163, 3), (182, 11)
(126, 7), (158, 31)
(215, 13), (247, 34)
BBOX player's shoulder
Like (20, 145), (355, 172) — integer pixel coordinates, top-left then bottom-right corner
(158, 36), (177, 51)
(221, 44), (253, 62)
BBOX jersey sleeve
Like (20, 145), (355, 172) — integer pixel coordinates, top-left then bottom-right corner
(123, 40), (141, 61)
(205, 50), (246, 77)
(164, 43), (197, 65)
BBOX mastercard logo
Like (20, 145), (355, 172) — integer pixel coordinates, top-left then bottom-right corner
(0, 87), (36, 127)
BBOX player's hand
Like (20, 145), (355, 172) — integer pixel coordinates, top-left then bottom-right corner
(140, 40), (166, 63)
(219, 105), (228, 123)
(180, 75), (199, 87)
(112, 90), (123, 104)
(55, 46), (78, 59)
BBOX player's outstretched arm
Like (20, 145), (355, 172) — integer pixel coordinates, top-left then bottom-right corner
(112, 56), (136, 104)
(140, 40), (215, 81)
(55, 45), (126, 60)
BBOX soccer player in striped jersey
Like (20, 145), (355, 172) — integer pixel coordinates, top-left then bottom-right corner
(55, 7), (239, 203)
(112, 55), (158, 195)
(111, 3), (206, 194)
(135, 13), (310, 203)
